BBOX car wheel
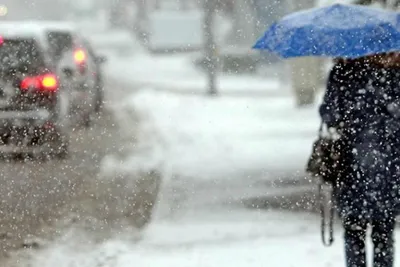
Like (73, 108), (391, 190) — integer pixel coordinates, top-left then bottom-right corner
(47, 130), (70, 160)
(54, 135), (69, 160)
(56, 142), (69, 159)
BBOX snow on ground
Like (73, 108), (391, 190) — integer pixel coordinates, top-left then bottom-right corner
(106, 52), (283, 95)
(117, 88), (320, 180)
(103, 44), (323, 180)
(23, 207), (400, 267)
(25, 210), (347, 267)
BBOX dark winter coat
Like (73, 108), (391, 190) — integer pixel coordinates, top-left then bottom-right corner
(320, 61), (400, 221)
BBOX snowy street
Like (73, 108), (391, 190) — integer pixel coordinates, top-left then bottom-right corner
(2, 8), (400, 266)
(2, 49), (383, 267)
(0, 76), (158, 260)
(1, 0), (400, 266)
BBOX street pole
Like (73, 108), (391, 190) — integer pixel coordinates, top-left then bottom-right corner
(203, 0), (217, 96)
(288, 0), (319, 107)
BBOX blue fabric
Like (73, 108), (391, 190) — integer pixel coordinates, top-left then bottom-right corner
(253, 4), (400, 58)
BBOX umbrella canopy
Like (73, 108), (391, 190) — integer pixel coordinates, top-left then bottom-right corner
(253, 4), (400, 58)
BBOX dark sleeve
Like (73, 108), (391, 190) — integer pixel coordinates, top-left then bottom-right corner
(319, 67), (343, 128)
(387, 70), (400, 119)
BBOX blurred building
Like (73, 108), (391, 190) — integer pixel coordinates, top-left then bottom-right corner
(0, 0), (70, 20)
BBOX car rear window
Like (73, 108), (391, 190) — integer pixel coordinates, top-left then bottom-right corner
(0, 38), (45, 75)
(47, 31), (73, 61)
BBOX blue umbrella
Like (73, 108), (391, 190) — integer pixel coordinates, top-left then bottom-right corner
(253, 4), (400, 58)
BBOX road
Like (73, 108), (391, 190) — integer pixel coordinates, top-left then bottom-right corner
(0, 78), (161, 260)
(0, 73), (320, 266)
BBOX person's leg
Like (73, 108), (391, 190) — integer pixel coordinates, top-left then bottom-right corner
(372, 216), (395, 267)
(343, 216), (368, 267)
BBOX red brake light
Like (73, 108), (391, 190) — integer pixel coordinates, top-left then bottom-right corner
(20, 74), (58, 92)
(21, 76), (41, 90)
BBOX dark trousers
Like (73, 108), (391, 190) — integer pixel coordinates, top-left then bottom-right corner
(343, 216), (395, 267)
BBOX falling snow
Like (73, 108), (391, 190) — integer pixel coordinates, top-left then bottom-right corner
(0, 1), (399, 267)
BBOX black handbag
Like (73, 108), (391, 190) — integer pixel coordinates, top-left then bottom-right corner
(306, 122), (348, 247)
(306, 123), (346, 184)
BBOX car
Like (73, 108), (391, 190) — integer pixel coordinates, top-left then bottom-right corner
(78, 36), (106, 113)
(32, 21), (107, 119)
(0, 21), (107, 126)
(0, 25), (71, 158)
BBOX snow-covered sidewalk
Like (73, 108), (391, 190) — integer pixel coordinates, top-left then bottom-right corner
(22, 207), (400, 267)
(24, 210), (345, 267)
(116, 88), (320, 180)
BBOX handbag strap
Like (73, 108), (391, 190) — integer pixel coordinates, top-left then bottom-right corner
(319, 182), (334, 247)
(318, 121), (337, 139)
(318, 121), (324, 138)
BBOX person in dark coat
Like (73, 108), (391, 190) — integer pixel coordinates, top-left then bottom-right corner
(319, 54), (400, 267)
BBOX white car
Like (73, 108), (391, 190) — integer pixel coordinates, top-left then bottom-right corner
(0, 21), (106, 125)
(0, 23), (73, 157)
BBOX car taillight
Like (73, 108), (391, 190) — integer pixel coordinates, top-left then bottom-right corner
(20, 74), (58, 92)
(74, 48), (87, 74)
(41, 74), (58, 91)
(20, 76), (41, 90)
(74, 49), (86, 64)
